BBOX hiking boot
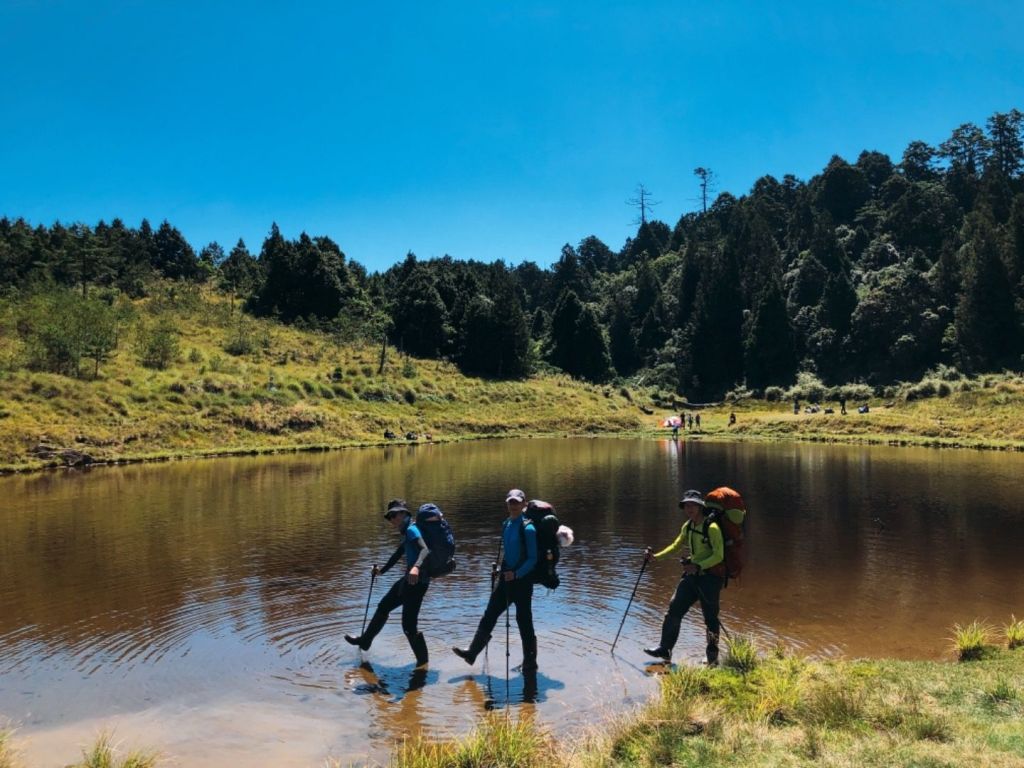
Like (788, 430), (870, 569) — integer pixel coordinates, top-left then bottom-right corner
(408, 631), (429, 667)
(705, 630), (720, 667)
(345, 634), (371, 651)
(452, 632), (491, 665)
(521, 636), (538, 672)
(643, 646), (671, 661)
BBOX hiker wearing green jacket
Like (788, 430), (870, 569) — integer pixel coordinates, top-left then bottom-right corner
(642, 489), (725, 665)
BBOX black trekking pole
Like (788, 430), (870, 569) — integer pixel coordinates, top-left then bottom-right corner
(485, 542), (502, 668)
(360, 569), (377, 637)
(504, 579), (511, 711)
(610, 553), (649, 654)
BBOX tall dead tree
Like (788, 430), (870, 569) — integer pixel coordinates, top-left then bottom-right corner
(627, 183), (660, 225)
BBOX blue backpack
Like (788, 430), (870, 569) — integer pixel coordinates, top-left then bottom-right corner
(416, 503), (457, 577)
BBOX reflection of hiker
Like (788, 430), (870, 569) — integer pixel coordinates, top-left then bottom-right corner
(345, 499), (431, 667)
(453, 488), (538, 671)
(642, 490), (725, 666)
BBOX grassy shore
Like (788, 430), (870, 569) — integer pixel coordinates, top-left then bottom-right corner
(384, 637), (1024, 768)
(5, 289), (1024, 474)
(5, 639), (1021, 767)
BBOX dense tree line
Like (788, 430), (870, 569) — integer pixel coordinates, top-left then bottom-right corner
(3, 110), (1024, 397)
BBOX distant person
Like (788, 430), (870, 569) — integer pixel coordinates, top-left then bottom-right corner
(695, 413), (701, 430)
(345, 499), (431, 667)
(839, 395), (847, 415)
(688, 414), (694, 430)
(642, 489), (725, 666)
(453, 488), (538, 672)
(671, 421), (680, 439)
(729, 412), (736, 426)
(793, 397), (800, 415)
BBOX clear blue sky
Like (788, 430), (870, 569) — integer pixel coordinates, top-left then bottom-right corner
(2, 1), (1022, 271)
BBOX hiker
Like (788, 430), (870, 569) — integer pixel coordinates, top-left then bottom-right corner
(453, 488), (539, 671)
(729, 412), (736, 426)
(793, 397), (799, 415)
(345, 499), (431, 667)
(695, 413), (701, 430)
(642, 489), (725, 666)
(687, 414), (694, 430)
(839, 395), (847, 415)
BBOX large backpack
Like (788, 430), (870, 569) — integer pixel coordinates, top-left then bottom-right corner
(701, 487), (746, 581)
(415, 503), (456, 578)
(519, 500), (565, 590)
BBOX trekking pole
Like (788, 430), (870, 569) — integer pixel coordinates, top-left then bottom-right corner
(360, 570), (376, 636)
(610, 554), (649, 654)
(484, 541), (503, 667)
(504, 579), (511, 711)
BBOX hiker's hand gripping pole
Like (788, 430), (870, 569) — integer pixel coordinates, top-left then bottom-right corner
(611, 548), (651, 654)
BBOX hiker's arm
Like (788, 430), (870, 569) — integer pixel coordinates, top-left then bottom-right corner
(652, 525), (686, 559)
(692, 523), (725, 572)
(513, 524), (538, 580)
(380, 543), (403, 574)
(407, 536), (430, 584)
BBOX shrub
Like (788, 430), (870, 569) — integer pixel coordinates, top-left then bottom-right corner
(188, 348), (203, 364)
(788, 372), (827, 403)
(403, 388), (417, 404)
(138, 320), (180, 370)
(764, 386), (785, 402)
(402, 358), (418, 378)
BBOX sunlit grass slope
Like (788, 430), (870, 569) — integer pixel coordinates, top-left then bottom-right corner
(0, 292), (643, 471)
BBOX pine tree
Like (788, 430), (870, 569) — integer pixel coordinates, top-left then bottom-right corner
(744, 277), (797, 388)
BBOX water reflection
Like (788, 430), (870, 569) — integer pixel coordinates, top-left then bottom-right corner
(1, 438), (1023, 765)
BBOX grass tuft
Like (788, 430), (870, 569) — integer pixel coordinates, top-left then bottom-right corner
(1005, 615), (1024, 650)
(951, 620), (993, 661)
(0, 727), (20, 768)
(389, 714), (554, 768)
(70, 732), (159, 768)
(722, 634), (759, 674)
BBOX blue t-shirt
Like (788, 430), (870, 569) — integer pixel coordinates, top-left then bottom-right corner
(403, 521), (430, 584)
(502, 516), (537, 580)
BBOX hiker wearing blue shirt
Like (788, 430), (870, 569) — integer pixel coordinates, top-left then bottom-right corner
(345, 499), (431, 667)
(453, 488), (539, 671)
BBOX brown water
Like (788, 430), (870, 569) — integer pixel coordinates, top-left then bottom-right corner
(1, 438), (1022, 765)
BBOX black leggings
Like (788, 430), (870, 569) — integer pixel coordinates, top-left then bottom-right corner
(363, 576), (429, 642)
(474, 579), (535, 642)
(659, 573), (723, 651)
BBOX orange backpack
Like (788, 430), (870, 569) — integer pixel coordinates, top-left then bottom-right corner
(702, 487), (747, 581)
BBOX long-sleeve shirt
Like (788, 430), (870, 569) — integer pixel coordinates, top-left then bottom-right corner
(502, 516), (537, 580)
(653, 519), (724, 572)
(381, 520), (431, 584)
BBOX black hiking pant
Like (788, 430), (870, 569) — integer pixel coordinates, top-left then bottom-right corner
(363, 576), (429, 645)
(471, 578), (535, 647)
(659, 573), (723, 657)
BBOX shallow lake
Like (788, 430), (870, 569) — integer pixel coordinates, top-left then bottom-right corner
(1, 437), (1022, 766)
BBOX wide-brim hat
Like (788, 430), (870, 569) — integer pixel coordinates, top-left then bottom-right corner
(679, 489), (705, 508)
(384, 499), (410, 518)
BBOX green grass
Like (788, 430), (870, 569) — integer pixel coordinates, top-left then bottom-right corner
(722, 634), (759, 674)
(951, 620), (994, 661)
(1005, 616), (1024, 650)
(0, 290), (644, 471)
(0, 727), (18, 768)
(68, 733), (158, 768)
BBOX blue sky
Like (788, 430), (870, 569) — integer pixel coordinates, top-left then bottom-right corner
(2, 1), (1022, 271)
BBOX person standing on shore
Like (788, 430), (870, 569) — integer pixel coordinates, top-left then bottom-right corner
(642, 489), (725, 666)
(452, 488), (539, 671)
(345, 499), (431, 667)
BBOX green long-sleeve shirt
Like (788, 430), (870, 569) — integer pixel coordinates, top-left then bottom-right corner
(653, 519), (724, 572)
